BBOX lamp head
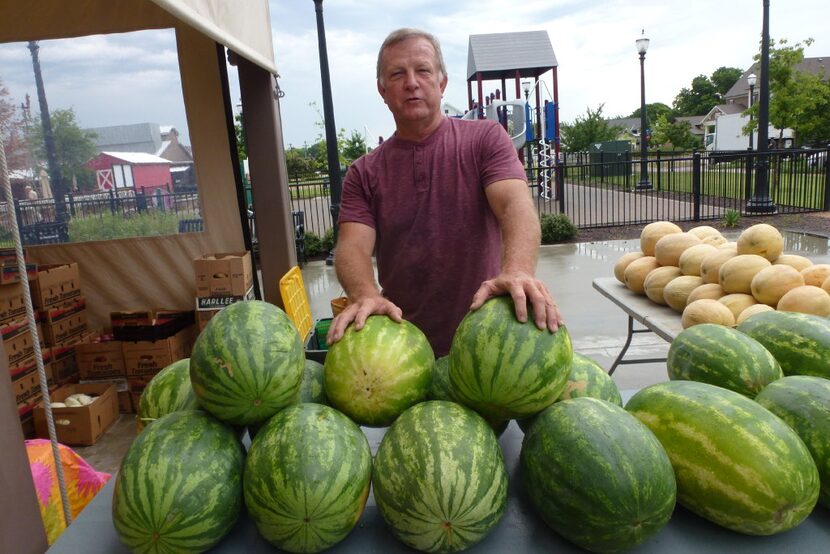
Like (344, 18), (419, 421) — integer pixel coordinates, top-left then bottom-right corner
(636, 29), (650, 55)
(522, 80), (532, 96)
(747, 73), (757, 87)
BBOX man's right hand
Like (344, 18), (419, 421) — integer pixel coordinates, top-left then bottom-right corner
(326, 296), (403, 345)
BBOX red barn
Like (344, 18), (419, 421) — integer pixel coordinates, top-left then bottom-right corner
(85, 151), (173, 195)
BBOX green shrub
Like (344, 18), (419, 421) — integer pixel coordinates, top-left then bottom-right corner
(722, 209), (741, 228)
(68, 212), (182, 242)
(540, 213), (577, 244)
(302, 228), (336, 257)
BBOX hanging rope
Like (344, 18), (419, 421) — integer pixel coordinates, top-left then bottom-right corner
(0, 136), (72, 527)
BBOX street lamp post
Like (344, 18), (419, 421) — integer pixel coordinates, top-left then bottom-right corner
(747, 73), (756, 150)
(635, 31), (651, 190)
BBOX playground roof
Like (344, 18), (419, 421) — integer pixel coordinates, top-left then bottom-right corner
(467, 31), (557, 81)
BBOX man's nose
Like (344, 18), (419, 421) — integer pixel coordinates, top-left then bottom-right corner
(403, 70), (419, 90)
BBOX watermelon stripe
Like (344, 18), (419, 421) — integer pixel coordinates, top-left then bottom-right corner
(626, 381), (819, 535)
(737, 311), (830, 378)
(373, 401), (507, 552)
(244, 403), (372, 552)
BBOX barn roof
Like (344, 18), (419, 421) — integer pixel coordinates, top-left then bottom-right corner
(467, 31), (557, 81)
(101, 151), (171, 164)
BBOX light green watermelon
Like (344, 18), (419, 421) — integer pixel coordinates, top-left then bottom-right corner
(190, 300), (304, 425)
(137, 358), (199, 432)
(737, 310), (830, 378)
(755, 375), (830, 509)
(324, 315), (433, 427)
(373, 401), (507, 552)
(521, 397), (676, 552)
(113, 410), (244, 553)
(244, 403), (372, 552)
(626, 380), (819, 535)
(448, 296), (573, 420)
(667, 323), (783, 397)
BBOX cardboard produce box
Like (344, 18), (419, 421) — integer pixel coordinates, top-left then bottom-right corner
(194, 252), (253, 297)
(13, 367), (40, 415)
(33, 383), (119, 446)
(44, 344), (80, 385)
(111, 309), (194, 341)
(80, 378), (132, 414)
(0, 281), (27, 324)
(42, 310), (88, 346)
(31, 263), (82, 309)
(2, 318), (35, 367)
(194, 286), (255, 331)
(122, 325), (195, 379)
(76, 336), (125, 380)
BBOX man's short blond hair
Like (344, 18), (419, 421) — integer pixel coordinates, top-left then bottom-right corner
(376, 28), (447, 84)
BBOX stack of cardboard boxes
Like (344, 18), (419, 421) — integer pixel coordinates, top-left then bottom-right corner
(193, 251), (255, 331)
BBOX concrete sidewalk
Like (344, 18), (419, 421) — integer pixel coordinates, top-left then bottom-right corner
(300, 232), (830, 392)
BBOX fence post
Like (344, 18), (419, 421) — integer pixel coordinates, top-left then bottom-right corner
(692, 152), (701, 222)
(656, 150), (662, 192)
(744, 149), (753, 203)
(824, 147), (830, 212)
(557, 157), (566, 214)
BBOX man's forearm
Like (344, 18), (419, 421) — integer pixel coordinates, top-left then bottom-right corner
(500, 196), (541, 275)
(335, 242), (380, 302)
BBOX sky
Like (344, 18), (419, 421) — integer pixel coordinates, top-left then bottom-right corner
(0, 1), (827, 150)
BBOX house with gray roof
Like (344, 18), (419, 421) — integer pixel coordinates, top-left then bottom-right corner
(86, 122), (193, 164)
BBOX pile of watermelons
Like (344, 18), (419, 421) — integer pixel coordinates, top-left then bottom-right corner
(113, 294), (830, 553)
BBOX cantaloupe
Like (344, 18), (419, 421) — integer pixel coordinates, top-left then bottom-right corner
(654, 233), (703, 267)
(736, 223), (784, 261)
(735, 303), (775, 325)
(614, 251), (646, 283)
(681, 299), (736, 329)
(640, 221), (682, 256)
(718, 241), (738, 251)
(700, 248), (738, 284)
(624, 256), (660, 294)
(678, 243), (718, 276)
(777, 285), (830, 317)
(663, 276), (705, 312)
(701, 234), (728, 247)
(644, 266), (682, 305)
(772, 254), (812, 272)
(750, 264), (805, 306)
(686, 283), (727, 304)
(718, 254), (772, 294)
(718, 293), (758, 321)
(687, 225), (723, 241)
(801, 264), (830, 287)
(823, 275), (830, 294)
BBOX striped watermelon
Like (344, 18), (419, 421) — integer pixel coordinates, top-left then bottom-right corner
(113, 410), (244, 552)
(428, 355), (453, 401)
(521, 397), (676, 552)
(295, 358), (326, 404)
(373, 401), (507, 552)
(667, 323), (783, 397)
(190, 300), (304, 425)
(737, 310), (830, 378)
(517, 352), (621, 433)
(244, 403), (372, 552)
(137, 358), (199, 432)
(626, 381), (819, 535)
(324, 315), (433, 427)
(755, 376), (830, 509)
(448, 296), (573, 420)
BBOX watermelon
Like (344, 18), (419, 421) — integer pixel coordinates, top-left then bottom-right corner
(448, 296), (573, 420)
(190, 300), (304, 425)
(295, 358), (326, 404)
(244, 403), (372, 552)
(373, 401), (507, 552)
(737, 310), (830, 378)
(112, 410), (244, 552)
(136, 358), (199, 432)
(667, 323), (783, 397)
(755, 376), (830, 508)
(428, 355), (453, 401)
(625, 381), (819, 535)
(324, 315), (433, 427)
(521, 397), (676, 552)
(517, 352), (621, 433)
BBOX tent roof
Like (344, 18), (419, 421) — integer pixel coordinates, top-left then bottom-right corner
(101, 151), (171, 164)
(467, 31), (557, 81)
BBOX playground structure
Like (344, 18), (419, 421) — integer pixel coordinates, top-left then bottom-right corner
(464, 31), (560, 199)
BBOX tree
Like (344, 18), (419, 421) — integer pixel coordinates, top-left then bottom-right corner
(26, 108), (97, 189)
(673, 75), (720, 116)
(341, 130), (368, 164)
(710, 66), (744, 96)
(234, 111), (246, 161)
(651, 114), (699, 150)
(628, 102), (674, 122)
(560, 105), (621, 152)
(744, 38), (830, 146)
(285, 147), (316, 176)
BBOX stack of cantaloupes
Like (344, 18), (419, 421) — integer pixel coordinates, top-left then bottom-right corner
(613, 221), (830, 329)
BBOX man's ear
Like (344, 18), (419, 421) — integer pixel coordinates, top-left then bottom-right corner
(439, 73), (448, 94)
(377, 80), (387, 103)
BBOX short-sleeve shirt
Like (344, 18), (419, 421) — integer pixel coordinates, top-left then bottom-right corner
(338, 117), (526, 356)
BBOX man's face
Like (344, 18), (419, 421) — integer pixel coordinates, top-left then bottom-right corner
(377, 37), (448, 127)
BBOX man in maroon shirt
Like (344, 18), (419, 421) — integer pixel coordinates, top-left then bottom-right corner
(326, 28), (563, 356)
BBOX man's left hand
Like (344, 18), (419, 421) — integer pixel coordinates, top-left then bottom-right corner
(470, 271), (563, 332)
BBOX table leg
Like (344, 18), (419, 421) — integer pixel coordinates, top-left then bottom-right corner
(608, 315), (668, 375)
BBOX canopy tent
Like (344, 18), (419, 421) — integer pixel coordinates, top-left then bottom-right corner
(0, 2), (297, 550)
